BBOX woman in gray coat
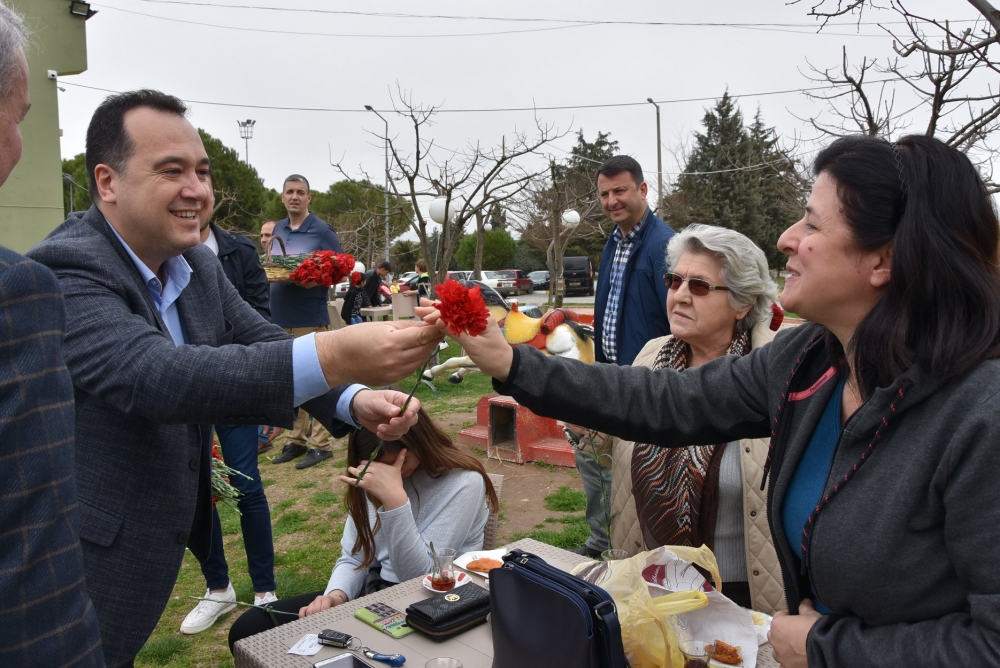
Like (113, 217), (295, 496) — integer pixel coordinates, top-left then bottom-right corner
(420, 134), (1000, 667)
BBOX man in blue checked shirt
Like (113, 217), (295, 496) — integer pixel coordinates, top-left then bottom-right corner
(568, 156), (674, 558)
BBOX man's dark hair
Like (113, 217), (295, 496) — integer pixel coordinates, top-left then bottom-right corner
(596, 155), (644, 188)
(283, 174), (310, 192)
(378, 261), (392, 272)
(85, 89), (188, 201)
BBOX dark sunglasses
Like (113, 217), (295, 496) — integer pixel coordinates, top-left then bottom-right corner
(663, 272), (730, 296)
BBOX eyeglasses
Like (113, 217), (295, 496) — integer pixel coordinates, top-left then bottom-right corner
(663, 272), (730, 296)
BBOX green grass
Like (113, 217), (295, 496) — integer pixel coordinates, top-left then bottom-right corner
(534, 460), (559, 472)
(272, 499), (296, 514)
(509, 513), (590, 550)
(272, 510), (311, 537)
(544, 486), (587, 512)
(310, 491), (338, 507)
(136, 637), (190, 665)
(294, 481), (317, 489)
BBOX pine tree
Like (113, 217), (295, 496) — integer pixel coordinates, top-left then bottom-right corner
(665, 94), (806, 269)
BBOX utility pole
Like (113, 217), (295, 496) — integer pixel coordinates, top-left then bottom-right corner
(550, 159), (565, 308)
(365, 105), (392, 263)
(646, 98), (663, 214)
(237, 119), (256, 164)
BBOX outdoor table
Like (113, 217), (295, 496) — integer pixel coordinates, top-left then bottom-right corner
(360, 305), (394, 322)
(233, 537), (779, 668)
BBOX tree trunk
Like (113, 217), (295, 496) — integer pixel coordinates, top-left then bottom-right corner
(473, 210), (485, 279)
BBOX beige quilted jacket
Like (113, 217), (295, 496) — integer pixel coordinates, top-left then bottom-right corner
(609, 321), (788, 614)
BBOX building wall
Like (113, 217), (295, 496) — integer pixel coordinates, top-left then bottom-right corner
(0, 0), (88, 253)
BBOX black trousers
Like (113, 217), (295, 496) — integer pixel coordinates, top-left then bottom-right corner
(228, 570), (397, 654)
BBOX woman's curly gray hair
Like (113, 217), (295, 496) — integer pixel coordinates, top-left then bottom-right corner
(666, 224), (778, 333)
(0, 2), (28, 101)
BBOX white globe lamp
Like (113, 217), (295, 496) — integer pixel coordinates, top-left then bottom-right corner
(561, 209), (581, 228)
(429, 198), (458, 225)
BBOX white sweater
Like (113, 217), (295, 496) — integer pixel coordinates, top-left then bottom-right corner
(325, 468), (489, 598)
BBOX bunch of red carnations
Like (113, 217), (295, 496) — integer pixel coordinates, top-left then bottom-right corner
(289, 250), (356, 287)
(211, 441), (250, 513)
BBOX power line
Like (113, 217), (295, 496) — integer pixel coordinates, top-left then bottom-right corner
(133, 0), (981, 29)
(58, 77), (905, 114)
(95, 4), (599, 37)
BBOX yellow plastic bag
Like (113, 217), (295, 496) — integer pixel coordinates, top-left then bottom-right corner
(572, 545), (723, 668)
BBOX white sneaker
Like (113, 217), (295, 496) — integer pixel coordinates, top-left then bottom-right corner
(254, 591), (278, 607)
(180, 584), (237, 634)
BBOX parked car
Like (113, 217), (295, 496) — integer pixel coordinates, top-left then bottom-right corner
(562, 256), (594, 296)
(446, 270), (471, 282)
(397, 271), (418, 284)
(528, 270), (550, 291)
(494, 269), (533, 296)
(478, 270), (505, 294)
(461, 279), (543, 318)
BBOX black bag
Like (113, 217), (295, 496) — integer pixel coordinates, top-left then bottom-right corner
(405, 583), (490, 641)
(490, 550), (629, 668)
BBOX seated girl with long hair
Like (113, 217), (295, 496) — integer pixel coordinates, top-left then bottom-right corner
(228, 408), (499, 650)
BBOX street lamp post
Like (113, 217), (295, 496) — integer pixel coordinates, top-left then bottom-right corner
(365, 105), (392, 263)
(646, 98), (663, 215)
(236, 119), (256, 165)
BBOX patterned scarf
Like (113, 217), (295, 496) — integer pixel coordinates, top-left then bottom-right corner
(630, 331), (750, 550)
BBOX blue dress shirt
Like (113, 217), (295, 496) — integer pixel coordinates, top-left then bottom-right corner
(109, 222), (363, 423)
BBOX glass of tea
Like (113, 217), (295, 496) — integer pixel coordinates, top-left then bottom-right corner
(431, 548), (458, 591)
(678, 640), (715, 668)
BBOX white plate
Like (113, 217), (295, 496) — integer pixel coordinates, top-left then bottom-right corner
(421, 570), (473, 592)
(454, 548), (506, 573)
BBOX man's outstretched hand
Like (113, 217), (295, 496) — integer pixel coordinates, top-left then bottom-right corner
(315, 321), (444, 388)
(350, 389), (421, 440)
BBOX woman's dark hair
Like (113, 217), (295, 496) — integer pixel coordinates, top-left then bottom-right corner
(85, 89), (188, 201)
(814, 134), (1000, 396)
(345, 407), (499, 569)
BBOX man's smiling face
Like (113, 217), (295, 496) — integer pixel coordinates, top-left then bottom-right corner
(99, 106), (210, 268)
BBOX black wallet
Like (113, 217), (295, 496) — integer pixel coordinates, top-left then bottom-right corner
(404, 583), (490, 641)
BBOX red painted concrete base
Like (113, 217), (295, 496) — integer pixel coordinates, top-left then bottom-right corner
(456, 394), (577, 467)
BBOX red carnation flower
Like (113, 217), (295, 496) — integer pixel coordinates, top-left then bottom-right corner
(769, 301), (785, 331)
(350, 271), (363, 286)
(289, 251), (356, 287)
(435, 279), (489, 337)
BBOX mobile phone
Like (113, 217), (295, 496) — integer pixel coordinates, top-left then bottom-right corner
(314, 653), (376, 668)
(353, 602), (413, 639)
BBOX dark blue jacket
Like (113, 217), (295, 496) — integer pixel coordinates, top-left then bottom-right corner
(211, 222), (270, 321)
(594, 209), (674, 365)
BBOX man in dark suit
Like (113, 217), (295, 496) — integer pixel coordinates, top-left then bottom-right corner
(0, 3), (104, 664)
(27, 89), (442, 667)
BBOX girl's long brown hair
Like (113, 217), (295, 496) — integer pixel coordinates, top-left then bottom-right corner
(345, 407), (499, 570)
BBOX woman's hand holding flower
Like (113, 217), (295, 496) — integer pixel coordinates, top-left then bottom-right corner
(415, 280), (512, 381)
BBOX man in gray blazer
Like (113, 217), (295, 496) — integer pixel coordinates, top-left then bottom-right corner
(27, 89), (442, 667)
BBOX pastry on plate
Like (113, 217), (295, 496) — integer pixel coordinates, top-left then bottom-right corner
(466, 557), (503, 572)
(711, 639), (742, 665)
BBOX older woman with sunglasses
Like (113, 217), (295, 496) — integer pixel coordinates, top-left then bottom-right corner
(610, 224), (785, 615)
(421, 134), (1000, 667)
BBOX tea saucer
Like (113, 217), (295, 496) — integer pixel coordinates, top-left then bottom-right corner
(422, 571), (473, 592)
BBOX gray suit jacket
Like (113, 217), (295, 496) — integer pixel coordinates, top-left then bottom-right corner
(28, 206), (352, 667)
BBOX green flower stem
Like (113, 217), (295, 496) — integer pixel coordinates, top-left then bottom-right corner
(188, 596), (298, 626)
(354, 347), (438, 485)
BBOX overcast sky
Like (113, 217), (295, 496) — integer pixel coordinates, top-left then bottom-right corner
(54, 0), (979, 213)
